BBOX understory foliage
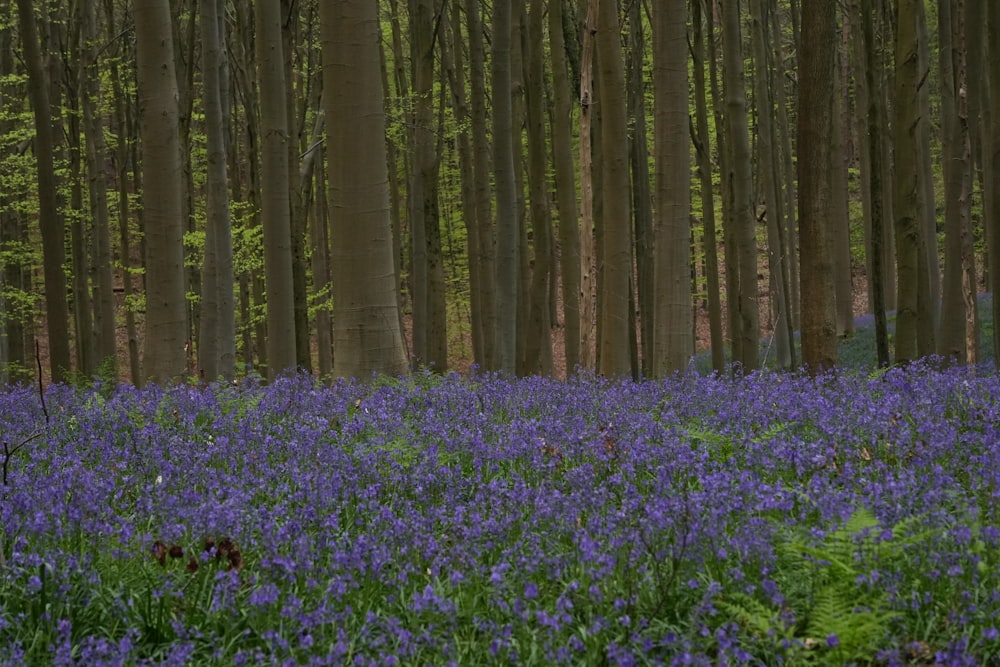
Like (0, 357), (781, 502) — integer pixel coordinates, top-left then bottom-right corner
(1, 365), (999, 665)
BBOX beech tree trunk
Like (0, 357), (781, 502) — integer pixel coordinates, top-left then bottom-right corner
(579, 0), (598, 371)
(721, 0), (759, 371)
(14, 0), (72, 382)
(549, 0), (581, 373)
(894, 0), (922, 363)
(798, 0), (838, 371)
(199, 0), (236, 381)
(322, 0), (408, 378)
(651, 0), (691, 375)
(691, 0), (724, 372)
(135, 0), (187, 383)
(522, 0), (553, 375)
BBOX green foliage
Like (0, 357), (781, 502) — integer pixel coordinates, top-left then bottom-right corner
(722, 508), (936, 663)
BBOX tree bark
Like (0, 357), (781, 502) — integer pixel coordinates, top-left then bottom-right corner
(322, 0), (408, 378)
(861, 0), (891, 366)
(721, 0), (760, 371)
(492, 0), (518, 374)
(409, 0), (448, 371)
(798, 0), (839, 371)
(549, 0), (581, 373)
(750, 0), (792, 368)
(628, 0), (654, 375)
(915, 3), (940, 355)
(894, 0), (922, 363)
(135, 0), (187, 383)
(256, 0), (297, 378)
(579, 0), (598, 371)
(522, 0), (553, 375)
(691, 0), (724, 372)
(14, 0), (72, 382)
(594, 0), (632, 377)
(199, 0), (236, 381)
(80, 0), (116, 374)
(987, 0), (1000, 363)
(651, 0), (691, 375)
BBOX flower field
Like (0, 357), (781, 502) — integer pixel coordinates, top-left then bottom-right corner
(1, 365), (999, 665)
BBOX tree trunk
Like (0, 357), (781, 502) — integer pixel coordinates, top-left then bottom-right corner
(916, 2), (940, 355)
(894, 0), (922, 363)
(952, 0), (978, 365)
(135, 0), (187, 383)
(831, 51), (855, 338)
(256, 0), (297, 378)
(594, 0), (632, 377)
(768, 4), (800, 332)
(465, 0), (496, 370)
(322, 0), (408, 378)
(861, 0), (891, 366)
(579, 0), (598, 371)
(628, 0), (654, 375)
(199, 0), (236, 381)
(750, 0), (792, 368)
(691, 0), (724, 372)
(311, 135), (333, 378)
(14, 0), (72, 382)
(721, 0), (759, 371)
(491, 0), (519, 374)
(80, 0), (116, 374)
(798, 0), (839, 371)
(522, 0), (553, 375)
(549, 0), (581, 374)
(650, 0), (691, 375)
(409, 0), (448, 371)
(987, 0), (1000, 363)
(443, 3), (484, 367)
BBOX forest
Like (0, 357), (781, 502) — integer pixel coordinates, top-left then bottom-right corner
(1, 0), (995, 385)
(4, 2), (1000, 663)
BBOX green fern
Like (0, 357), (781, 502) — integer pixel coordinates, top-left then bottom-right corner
(777, 507), (908, 662)
(723, 508), (923, 662)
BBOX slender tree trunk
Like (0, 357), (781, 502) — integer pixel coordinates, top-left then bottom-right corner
(322, 0), (408, 378)
(549, 0), (581, 373)
(953, 0), (978, 365)
(798, 0), (839, 371)
(80, 0), (116, 373)
(650, 0), (691, 375)
(465, 0), (496, 370)
(443, 4), (484, 366)
(106, 32), (142, 384)
(135, 0), (187, 383)
(939, 0), (966, 362)
(987, 0), (1000, 362)
(199, 0), (236, 381)
(768, 4), (800, 332)
(691, 0), (724, 372)
(579, 0), (598, 371)
(916, 2), (940, 355)
(256, 0), (297, 377)
(594, 0), (632, 376)
(966, 0), (988, 289)
(628, 0), (654, 375)
(721, 0), (759, 371)
(67, 57), (97, 376)
(14, 0), (72, 382)
(894, 0), (922, 363)
(409, 0), (447, 371)
(861, 0), (890, 366)
(492, 0), (518, 374)
(831, 50), (855, 338)
(523, 0), (553, 375)
(750, 0), (792, 368)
